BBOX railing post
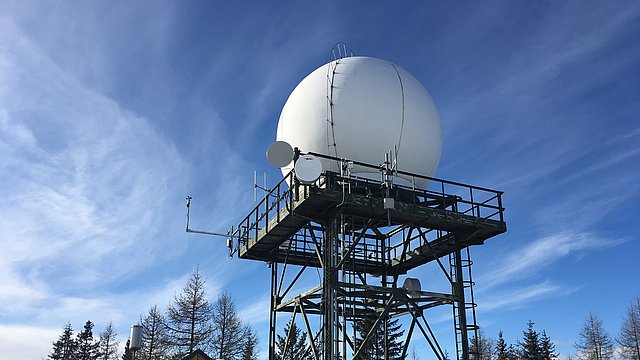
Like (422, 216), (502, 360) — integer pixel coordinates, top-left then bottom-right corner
(277, 185), (281, 222)
(266, 192), (270, 232)
(255, 205), (259, 241)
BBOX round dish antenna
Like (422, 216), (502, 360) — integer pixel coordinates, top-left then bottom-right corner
(294, 154), (322, 184)
(266, 141), (294, 168)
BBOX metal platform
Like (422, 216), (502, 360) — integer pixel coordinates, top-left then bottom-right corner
(233, 164), (506, 276)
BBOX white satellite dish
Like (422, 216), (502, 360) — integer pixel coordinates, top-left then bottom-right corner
(402, 278), (422, 295)
(294, 154), (322, 184)
(266, 141), (294, 168)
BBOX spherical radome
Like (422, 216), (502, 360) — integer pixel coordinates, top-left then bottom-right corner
(276, 56), (442, 188)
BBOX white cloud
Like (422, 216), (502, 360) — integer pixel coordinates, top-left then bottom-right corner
(239, 295), (271, 326)
(0, 324), (60, 360)
(479, 232), (623, 288)
(479, 281), (578, 312)
(0, 17), (189, 327)
(439, 2), (640, 192)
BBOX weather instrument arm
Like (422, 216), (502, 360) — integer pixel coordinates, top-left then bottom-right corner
(184, 195), (241, 257)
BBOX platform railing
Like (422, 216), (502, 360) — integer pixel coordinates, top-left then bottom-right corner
(233, 153), (505, 255)
(233, 170), (296, 250)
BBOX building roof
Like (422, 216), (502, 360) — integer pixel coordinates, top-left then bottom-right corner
(179, 349), (213, 360)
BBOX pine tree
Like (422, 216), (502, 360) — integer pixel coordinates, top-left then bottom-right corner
(140, 305), (171, 360)
(617, 296), (640, 360)
(49, 322), (77, 360)
(211, 292), (250, 360)
(166, 267), (213, 356)
(540, 330), (558, 360)
(470, 330), (494, 360)
(575, 313), (614, 360)
(495, 331), (509, 360)
(241, 329), (259, 360)
(275, 320), (311, 360)
(122, 340), (132, 360)
(519, 320), (541, 360)
(75, 320), (100, 360)
(409, 346), (420, 360)
(354, 317), (404, 359)
(444, 349), (452, 360)
(506, 344), (519, 360)
(97, 322), (119, 360)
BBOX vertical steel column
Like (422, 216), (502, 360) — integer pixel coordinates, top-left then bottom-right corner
(323, 219), (339, 360)
(453, 248), (470, 360)
(382, 234), (389, 360)
(269, 262), (278, 360)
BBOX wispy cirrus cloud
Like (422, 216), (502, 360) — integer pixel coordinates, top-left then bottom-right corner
(239, 294), (271, 326)
(479, 232), (624, 289)
(479, 281), (579, 312)
(0, 15), (190, 348)
(438, 2), (640, 191)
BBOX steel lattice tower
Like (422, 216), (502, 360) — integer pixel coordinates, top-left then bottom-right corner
(228, 153), (506, 360)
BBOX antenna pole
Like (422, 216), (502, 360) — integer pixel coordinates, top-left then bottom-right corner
(185, 195), (192, 231)
(253, 170), (257, 202)
(263, 172), (267, 199)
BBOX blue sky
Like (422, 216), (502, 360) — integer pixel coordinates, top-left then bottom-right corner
(1, 1), (639, 358)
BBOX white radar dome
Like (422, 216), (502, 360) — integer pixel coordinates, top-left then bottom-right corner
(276, 56), (442, 188)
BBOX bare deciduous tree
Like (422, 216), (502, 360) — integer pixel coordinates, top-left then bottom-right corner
(97, 322), (119, 360)
(211, 292), (250, 360)
(618, 296), (640, 360)
(470, 330), (495, 360)
(140, 305), (171, 360)
(167, 267), (213, 356)
(575, 313), (614, 360)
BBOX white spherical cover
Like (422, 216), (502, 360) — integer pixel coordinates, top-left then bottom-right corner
(276, 56), (442, 188)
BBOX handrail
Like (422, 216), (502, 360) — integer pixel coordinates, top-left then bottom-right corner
(234, 154), (505, 256)
(307, 151), (504, 195)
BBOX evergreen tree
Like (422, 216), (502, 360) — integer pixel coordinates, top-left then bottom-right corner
(140, 305), (172, 360)
(519, 320), (541, 360)
(495, 331), (509, 360)
(540, 330), (558, 360)
(354, 317), (404, 359)
(506, 344), (519, 360)
(409, 346), (420, 360)
(575, 313), (614, 360)
(166, 267), (213, 356)
(241, 329), (259, 360)
(444, 349), (452, 360)
(122, 340), (132, 360)
(75, 320), (99, 360)
(275, 320), (311, 360)
(97, 322), (119, 360)
(470, 330), (494, 360)
(211, 292), (250, 360)
(49, 322), (77, 360)
(617, 296), (640, 360)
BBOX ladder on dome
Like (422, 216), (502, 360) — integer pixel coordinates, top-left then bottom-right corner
(330, 42), (354, 61)
(326, 43), (355, 161)
(451, 246), (480, 360)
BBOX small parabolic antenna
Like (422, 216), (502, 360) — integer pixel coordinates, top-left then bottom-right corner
(267, 140), (322, 185)
(266, 141), (294, 168)
(294, 154), (322, 184)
